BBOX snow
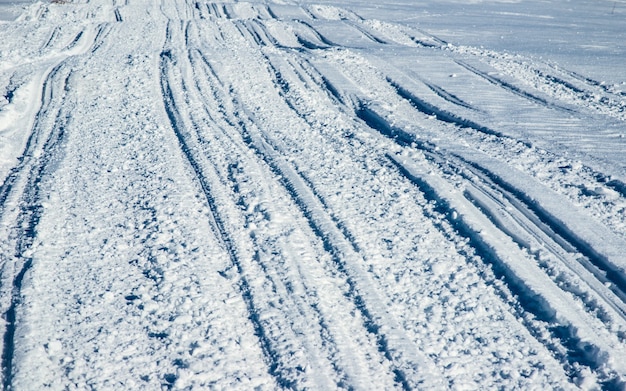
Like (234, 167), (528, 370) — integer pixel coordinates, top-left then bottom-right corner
(0, 0), (33, 21)
(1, 0), (625, 389)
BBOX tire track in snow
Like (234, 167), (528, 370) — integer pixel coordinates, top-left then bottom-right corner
(209, 26), (445, 388)
(293, 20), (336, 48)
(385, 77), (504, 138)
(337, 47), (626, 308)
(503, 63), (626, 121)
(296, 53), (595, 382)
(460, 159), (626, 307)
(160, 49), (288, 388)
(0, 62), (73, 391)
(385, 21), (626, 120)
(422, 82), (479, 112)
(160, 20), (359, 389)
(114, 8), (123, 22)
(185, 21), (432, 388)
(261, 28), (451, 389)
(234, 17), (589, 386)
(563, 68), (626, 98)
(352, 99), (626, 383)
(304, 39), (626, 384)
(455, 60), (576, 114)
(178, 14), (449, 388)
(350, 94), (626, 386)
(390, 152), (626, 388)
(240, 128), (443, 390)
(186, 49), (354, 389)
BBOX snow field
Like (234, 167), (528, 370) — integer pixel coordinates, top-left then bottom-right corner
(0, 0), (625, 389)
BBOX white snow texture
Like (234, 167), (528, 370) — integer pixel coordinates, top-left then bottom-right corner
(1, 0), (626, 389)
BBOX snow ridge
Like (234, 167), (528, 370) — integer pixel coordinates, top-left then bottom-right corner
(0, 0), (625, 389)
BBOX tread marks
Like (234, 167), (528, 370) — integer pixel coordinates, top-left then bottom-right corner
(395, 26), (448, 48)
(463, 159), (626, 306)
(162, 27), (352, 389)
(114, 8), (122, 22)
(347, 21), (387, 45)
(232, 21), (264, 47)
(243, 20), (279, 48)
(0, 63), (66, 213)
(389, 153), (625, 387)
(455, 60), (576, 114)
(265, 5), (278, 20)
(90, 23), (113, 53)
(186, 51), (359, 391)
(293, 20), (335, 49)
(250, 20), (282, 47)
(294, 58), (348, 105)
(64, 31), (84, 51)
(364, 101), (626, 325)
(422, 148), (626, 326)
(460, 170), (626, 322)
(186, 17), (443, 381)
(240, 53), (444, 390)
(387, 78), (505, 138)
(424, 81), (479, 112)
(0, 63), (74, 391)
(354, 101), (626, 385)
(40, 26), (61, 51)
(540, 70), (626, 118)
(160, 50), (289, 389)
(565, 69), (626, 98)
(235, 113), (442, 391)
(485, 57), (626, 120)
(307, 54), (617, 379)
(248, 60), (363, 257)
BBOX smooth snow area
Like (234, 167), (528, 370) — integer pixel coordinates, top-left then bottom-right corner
(0, 0), (32, 21)
(1, 0), (625, 390)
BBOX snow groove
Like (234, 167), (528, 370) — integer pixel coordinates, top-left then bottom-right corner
(390, 153), (626, 388)
(184, 16), (449, 387)
(3, 0), (625, 388)
(351, 97), (626, 385)
(0, 63), (74, 390)
(160, 47), (291, 388)
(238, 107), (445, 391)
(160, 21), (359, 389)
(455, 60), (576, 114)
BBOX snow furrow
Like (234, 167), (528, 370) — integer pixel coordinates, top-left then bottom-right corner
(294, 20), (336, 48)
(306, 42), (626, 384)
(237, 97), (445, 391)
(410, 144), (626, 330)
(423, 82), (479, 112)
(253, 38), (585, 388)
(387, 78), (503, 138)
(160, 50), (290, 390)
(390, 153), (621, 380)
(160, 19), (391, 389)
(114, 8), (123, 22)
(346, 89), (626, 384)
(0, 61), (73, 390)
(454, 60), (576, 114)
(457, 154), (626, 309)
(3, 0), (625, 389)
(186, 18), (448, 388)
(461, 175), (626, 321)
(159, 23), (301, 388)
(483, 56), (626, 121)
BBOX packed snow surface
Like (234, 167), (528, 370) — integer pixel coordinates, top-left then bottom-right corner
(1, 0), (626, 389)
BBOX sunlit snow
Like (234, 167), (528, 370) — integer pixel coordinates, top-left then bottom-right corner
(1, 0), (625, 389)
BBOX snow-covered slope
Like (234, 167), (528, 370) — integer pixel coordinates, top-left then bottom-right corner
(1, 0), (625, 389)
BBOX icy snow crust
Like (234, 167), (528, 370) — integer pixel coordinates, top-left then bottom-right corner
(1, 0), (625, 389)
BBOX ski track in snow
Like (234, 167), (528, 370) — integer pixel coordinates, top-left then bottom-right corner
(1, 0), (626, 389)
